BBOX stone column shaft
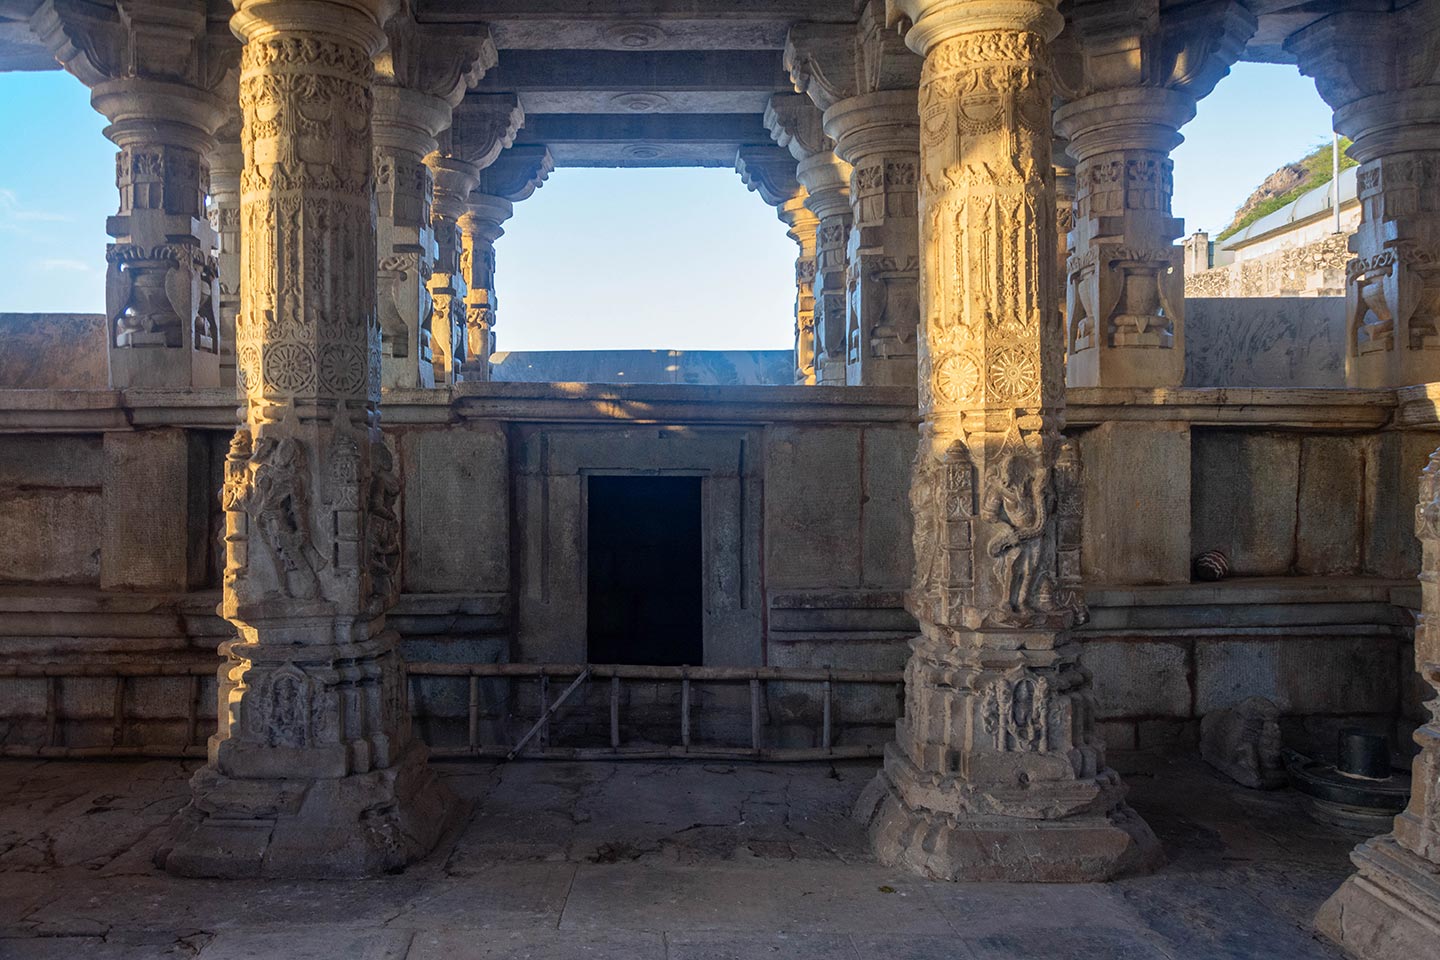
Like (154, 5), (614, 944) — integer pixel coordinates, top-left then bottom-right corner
(782, 194), (820, 384)
(459, 145), (552, 379)
(161, 0), (453, 878)
(852, 0), (1160, 882)
(825, 93), (921, 388)
(428, 156), (480, 386)
(801, 156), (853, 386)
(374, 87), (447, 389)
(210, 132), (243, 389)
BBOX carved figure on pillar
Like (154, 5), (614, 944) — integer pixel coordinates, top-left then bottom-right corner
(851, 0), (1161, 882)
(428, 94), (523, 385)
(32, 0), (237, 389)
(736, 144), (818, 385)
(159, 0), (454, 879)
(766, 93), (852, 386)
(1052, 0), (1254, 388)
(372, 1), (495, 391)
(458, 144), (553, 380)
(786, 2), (921, 387)
(1291, 4), (1440, 389)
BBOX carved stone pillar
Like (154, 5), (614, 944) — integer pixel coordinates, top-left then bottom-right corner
(1053, 0), (1253, 388)
(458, 145), (553, 380)
(766, 93), (853, 386)
(210, 129), (243, 389)
(1315, 446), (1440, 956)
(373, 5), (494, 391)
(1291, 5), (1440, 389)
(428, 94), (523, 385)
(736, 144), (818, 385)
(783, 195), (820, 385)
(159, 0), (454, 879)
(851, 0), (1161, 882)
(1054, 142), (1076, 340)
(31, 0), (234, 389)
(787, 2), (922, 387)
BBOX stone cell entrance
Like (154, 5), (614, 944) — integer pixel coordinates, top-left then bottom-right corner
(586, 475), (704, 666)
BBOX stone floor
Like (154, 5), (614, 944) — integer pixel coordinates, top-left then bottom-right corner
(0, 752), (1360, 959)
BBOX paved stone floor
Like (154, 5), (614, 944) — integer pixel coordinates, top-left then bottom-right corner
(0, 752), (1358, 959)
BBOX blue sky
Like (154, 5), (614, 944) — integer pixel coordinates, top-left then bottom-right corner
(0, 61), (1337, 350)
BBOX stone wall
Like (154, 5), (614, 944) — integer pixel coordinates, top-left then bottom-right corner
(1186, 232), (1352, 298)
(492, 349), (793, 385)
(0, 384), (1428, 761)
(0, 314), (107, 390)
(1184, 298), (1347, 388)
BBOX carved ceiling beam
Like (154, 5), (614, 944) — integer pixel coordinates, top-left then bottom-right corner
(1051, 0), (1256, 389)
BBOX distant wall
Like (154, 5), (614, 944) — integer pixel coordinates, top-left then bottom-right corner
(1184, 297), (1346, 388)
(491, 349), (792, 385)
(1186, 232), (1351, 298)
(0, 314), (106, 389)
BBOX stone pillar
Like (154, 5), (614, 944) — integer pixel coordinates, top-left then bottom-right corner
(1053, 1), (1253, 388)
(783, 195), (820, 385)
(1316, 445), (1440, 955)
(428, 94), (524, 385)
(1054, 140), (1076, 338)
(210, 129), (243, 390)
(160, 0), (454, 878)
(766, 93), (852, 386)
(736, 144), (818, 385)
(372, 5), (494, 391)
(1291, 6), (1440, 389)
(787, 2), (922, 387)
(851, 0), (1161, 882)
(458, 145), (553, 380)
(31, 0), (235, 389)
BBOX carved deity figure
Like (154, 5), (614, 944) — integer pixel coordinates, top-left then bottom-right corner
(248, 436), (324, 600)
(981, 446), (1056, 617)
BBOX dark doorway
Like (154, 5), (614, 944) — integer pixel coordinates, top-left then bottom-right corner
(587, 475), (703, 666)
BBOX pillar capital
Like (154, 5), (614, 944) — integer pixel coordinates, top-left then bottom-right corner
(376, 2), (495, 110)
(886, 0), (1063, 55)
(821, 88), (920, 168)
(735, 144), (802, 208)
(764, 92), (831, 163)
(445, 94), (525, 170)
(476, 144), (554, 204)
(786, 1), (922, 114)
(230, 0), (389, 51)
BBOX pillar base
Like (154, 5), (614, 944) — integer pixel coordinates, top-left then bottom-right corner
(160, 742), (458, 879)
(855, 744), (1162, 882)
(1315, 836), (1440, 960)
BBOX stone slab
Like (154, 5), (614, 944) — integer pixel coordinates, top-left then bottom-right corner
(1080, 421), (1190, 585)
(1081, 640), (1192, 720)
(764, 426), (862, 590)
(1193, 635), (1400, 715)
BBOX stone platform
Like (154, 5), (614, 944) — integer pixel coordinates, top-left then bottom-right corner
(0, 754), (1355, 959)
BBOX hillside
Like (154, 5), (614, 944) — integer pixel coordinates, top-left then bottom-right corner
(1216, 138), (1357, 241)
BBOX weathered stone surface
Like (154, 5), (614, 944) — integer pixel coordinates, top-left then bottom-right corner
(100, 430), (193, 591)
(1191, 431), (1300, 576)
(764, 426), (862, 589)
(401, 425), (509, 593)
(1079, 422), (1190, 584)
(0, 489), (101, 584)
(1194, 636), (1400, 716)
(0, 315), (107, 390)
(1083, 640), (1191, 721)
(1184, 298), (1346, 389)
(1296, 436), (1363, 575)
